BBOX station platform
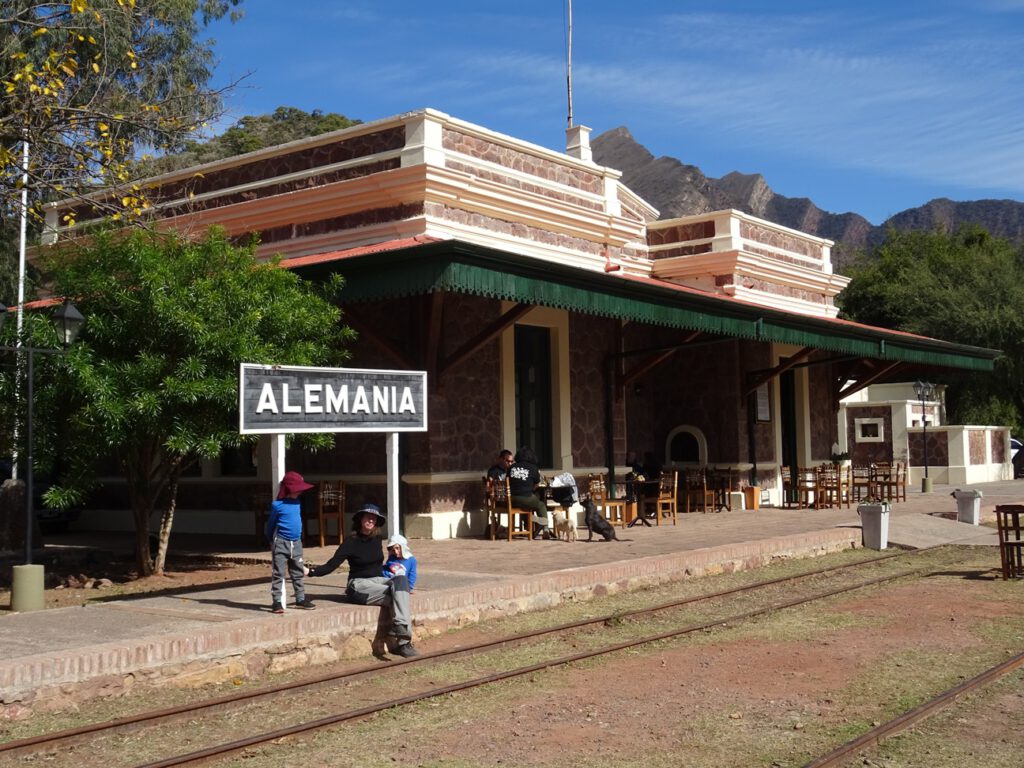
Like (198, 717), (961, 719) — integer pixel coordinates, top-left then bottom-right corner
(1, 478), (1017, 717)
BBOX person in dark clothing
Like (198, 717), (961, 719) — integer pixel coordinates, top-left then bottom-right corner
(508, 446), (550, 538)
(306, 503), (418, 658)
(487, 448), (514, 483)
(265, 470), (316, 613)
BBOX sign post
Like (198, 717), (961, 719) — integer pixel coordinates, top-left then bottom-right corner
(239, 364), (428, 535)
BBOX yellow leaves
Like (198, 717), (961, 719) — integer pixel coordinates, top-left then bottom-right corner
(32, 27), (48, 37)
(71, 0), (88, 12)
(91, 62), (99, 73)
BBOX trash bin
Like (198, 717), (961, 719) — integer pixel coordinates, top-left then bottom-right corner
(858, 502), (890, 549)
(952, 489), (983, 525)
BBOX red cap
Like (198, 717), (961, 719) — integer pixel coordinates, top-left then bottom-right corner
(277, 471), (314, 499)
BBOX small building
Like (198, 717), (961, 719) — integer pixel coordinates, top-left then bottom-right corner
(839, 382), (1013, 486)
(42, 109), (1000, 538)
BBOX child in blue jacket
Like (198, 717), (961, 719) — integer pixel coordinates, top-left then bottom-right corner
(265, 471), (316, 613)
(383, 534), (417, 591)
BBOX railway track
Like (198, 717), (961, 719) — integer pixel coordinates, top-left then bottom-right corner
(3, 547), (1013, 767)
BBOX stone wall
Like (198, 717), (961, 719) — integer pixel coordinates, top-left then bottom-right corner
(846, 405), (892, 464)
(442, 128), (605, 194)
(908, 430), (948, 468)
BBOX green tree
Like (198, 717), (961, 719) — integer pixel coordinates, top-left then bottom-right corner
(134, 106), (361, 176)
(839, 225), (1024, 433)
(31, 227), (353, 575)
(0, 0), (243, 297)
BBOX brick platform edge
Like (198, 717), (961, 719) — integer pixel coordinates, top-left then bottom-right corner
(0, 528), (858, 719)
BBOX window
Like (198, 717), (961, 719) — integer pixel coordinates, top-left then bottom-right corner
(855, 418), (884, 443)
(666, 425), (707, 466)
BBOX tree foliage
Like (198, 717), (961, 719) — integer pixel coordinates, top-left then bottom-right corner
(29, 227), (353, 574)
(0, 0), (243, 240)
(134, 106), (361, 176)
(839, 225), (1024, 432)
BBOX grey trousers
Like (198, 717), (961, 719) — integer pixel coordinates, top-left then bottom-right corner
(270, 536), (306, 605)
(347, 574), (413, 639)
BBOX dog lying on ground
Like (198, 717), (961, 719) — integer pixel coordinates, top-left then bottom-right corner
(551, 505), (579, 542)
(583, 498), (618, 542)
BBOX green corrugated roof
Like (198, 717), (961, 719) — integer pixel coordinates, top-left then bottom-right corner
(293, 240), (998, 372)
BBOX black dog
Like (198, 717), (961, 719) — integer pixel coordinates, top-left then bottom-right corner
(583, 498), (618, 542)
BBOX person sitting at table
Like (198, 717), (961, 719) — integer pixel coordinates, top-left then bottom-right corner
(508, 446), (551, 539)
(487, 448), (514, 483)
(626, 450), (644, 476)
(642, 451), (663, 480)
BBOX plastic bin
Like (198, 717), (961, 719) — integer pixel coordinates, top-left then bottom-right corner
(858, 502), (890, 549)
(953, 489), (983, 525)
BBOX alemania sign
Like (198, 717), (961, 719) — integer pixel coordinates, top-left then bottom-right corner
(239, 364), (428, 434)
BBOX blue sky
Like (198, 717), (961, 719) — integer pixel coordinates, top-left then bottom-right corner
(205, 1), (1024, 225)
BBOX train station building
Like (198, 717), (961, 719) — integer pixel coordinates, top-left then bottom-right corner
(42, 108), (1003, 539)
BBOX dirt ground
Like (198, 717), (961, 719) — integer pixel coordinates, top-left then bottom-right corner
(4, 547), (1023, 767)
(0, 553), (270, 611)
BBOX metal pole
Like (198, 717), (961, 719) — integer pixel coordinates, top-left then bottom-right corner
(566, 0), (574, 128)
(13, 138), (29, 481)
(922, 394), (929, 479)
(25, 347), (33, 564)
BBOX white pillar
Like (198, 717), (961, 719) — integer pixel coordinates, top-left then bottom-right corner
(270, 433), (286, 495)
(386, 432), (400, 534)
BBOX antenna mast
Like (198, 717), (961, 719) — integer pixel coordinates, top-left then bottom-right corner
(566, 0), (574, 128)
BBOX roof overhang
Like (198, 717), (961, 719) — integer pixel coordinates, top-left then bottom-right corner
(284, 239), (999, 373)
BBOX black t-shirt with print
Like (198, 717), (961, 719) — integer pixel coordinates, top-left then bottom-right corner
(508, 462), (540, 496)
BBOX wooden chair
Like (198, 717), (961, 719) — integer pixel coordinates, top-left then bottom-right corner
(795, 467), (822, 509)
(995, 505), (1024, 580)
(851, 465), (874, 501)
(780, 466), (796, 508)
(684, 468), (715, 513)
(317, 480), (346, 547)
(485, 476), (534, 541)
(588, 474), (628, 528)
(816, 464), (838, 508)
(817, 464), (851, 509)
(892, 462), (907, 502)
(837, 463), (852, 508)
(643, 470), (678, 525)
(873, 462), (894, 501)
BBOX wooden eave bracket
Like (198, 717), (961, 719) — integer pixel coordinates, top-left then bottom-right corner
(743, 346), (815, 397)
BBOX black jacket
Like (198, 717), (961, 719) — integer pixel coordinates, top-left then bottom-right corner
(308, 534), (383, 581)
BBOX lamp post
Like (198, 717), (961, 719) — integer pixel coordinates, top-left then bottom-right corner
(913, 380), (936, 493)
(2, 299), (85, 612)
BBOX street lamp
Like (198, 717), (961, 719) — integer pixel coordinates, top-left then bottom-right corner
(1, 298), (85, 612)
(913, 380), (936, 493)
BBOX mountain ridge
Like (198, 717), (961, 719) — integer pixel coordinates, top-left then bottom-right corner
(591, 126), (1024, 271)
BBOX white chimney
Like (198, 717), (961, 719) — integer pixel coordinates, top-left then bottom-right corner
(566, 124), (592, 162)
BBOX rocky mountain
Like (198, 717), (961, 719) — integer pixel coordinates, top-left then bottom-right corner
(591, 127), (1024, 272)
